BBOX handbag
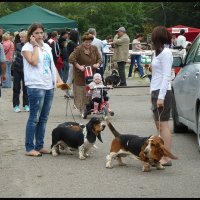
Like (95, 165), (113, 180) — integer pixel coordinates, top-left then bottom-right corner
(55, 56), (64, 70)
(84, 66), (93, 96)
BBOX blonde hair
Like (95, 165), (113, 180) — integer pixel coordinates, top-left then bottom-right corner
(14, 31), (19, 37)
(2, 32), (10, 41)
(19, 30), (27, 37)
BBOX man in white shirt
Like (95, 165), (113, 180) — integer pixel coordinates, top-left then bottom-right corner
(177, 29), (186, 48)
(102, 35), (113, 72)
(176, 29), (187, 59)
(88, 28), (104, 79)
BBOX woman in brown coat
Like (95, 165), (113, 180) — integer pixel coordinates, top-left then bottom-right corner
(69, 32), (102, 118)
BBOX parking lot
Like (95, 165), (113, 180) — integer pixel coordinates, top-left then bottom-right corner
(0, 77), (200, 198)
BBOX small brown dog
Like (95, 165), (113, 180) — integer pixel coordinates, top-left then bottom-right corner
(105, 116), (178, 172)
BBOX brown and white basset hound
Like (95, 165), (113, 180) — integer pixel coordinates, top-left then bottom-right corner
(104, 116), (178, 172)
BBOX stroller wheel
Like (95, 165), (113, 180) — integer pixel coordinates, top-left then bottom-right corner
(109, 111), (114, 116)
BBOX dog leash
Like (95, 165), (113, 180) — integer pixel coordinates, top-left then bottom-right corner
(157, 106), (164, 135)
(64, 94), (77, 123)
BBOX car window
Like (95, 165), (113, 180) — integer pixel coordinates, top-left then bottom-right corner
(185, 36), (200, 65)
(194, 44), (200, 62)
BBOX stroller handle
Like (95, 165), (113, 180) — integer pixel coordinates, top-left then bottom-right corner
(90, 87), (113, 90)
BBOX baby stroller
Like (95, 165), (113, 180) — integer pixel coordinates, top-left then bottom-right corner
(83, 86), (114, 119)
(83, 66), (114, 119)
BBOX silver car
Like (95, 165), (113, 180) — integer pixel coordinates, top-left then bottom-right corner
(172, 33), (200, 151)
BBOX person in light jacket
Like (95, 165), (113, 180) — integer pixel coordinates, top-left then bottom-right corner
(111, 27), (130, 86)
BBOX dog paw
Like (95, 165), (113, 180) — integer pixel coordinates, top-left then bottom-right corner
(52, 152), (58, 156)
(142, 166), (151, 172)
(156, 164), (165, 170)
(106, 162), (113, 169)
(79, 155), (86, 160)
(84, 153), (90, 157)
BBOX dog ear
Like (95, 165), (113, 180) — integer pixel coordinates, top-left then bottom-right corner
(160, 144), (178, 160)
(97, 134), (103, 143)
(139, 143), (149, 162)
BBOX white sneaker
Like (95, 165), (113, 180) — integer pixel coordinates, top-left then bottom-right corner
(24, 105), (30, 112)
(14, 106), (21, 113)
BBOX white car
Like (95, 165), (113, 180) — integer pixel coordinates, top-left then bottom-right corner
(172, 33), (200, 151)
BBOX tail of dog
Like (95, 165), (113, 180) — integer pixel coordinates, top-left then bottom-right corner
(104, 116), (120, 137)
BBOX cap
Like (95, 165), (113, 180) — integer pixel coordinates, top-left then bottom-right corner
(116, 27), (126, 32)
(93, 73), (102, 81)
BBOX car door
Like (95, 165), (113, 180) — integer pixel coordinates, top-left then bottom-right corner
(184, 40), (200, 122)
(173, 35), (200, 120)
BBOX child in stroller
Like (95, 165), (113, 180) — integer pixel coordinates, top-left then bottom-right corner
(83, 73), (114, 119)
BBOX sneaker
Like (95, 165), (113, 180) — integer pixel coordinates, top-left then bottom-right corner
(127, 76), (132, 79)
(141, 74), (147, 79)
(24, 105), (30, 112)
(14, 106), (21, 113)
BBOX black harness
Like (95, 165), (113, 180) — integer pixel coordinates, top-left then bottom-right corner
(119, 135), (151, 157)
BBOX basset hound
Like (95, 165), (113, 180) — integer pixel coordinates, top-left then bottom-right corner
(51, 117), (106, 160)
(104, 116), (178, 172)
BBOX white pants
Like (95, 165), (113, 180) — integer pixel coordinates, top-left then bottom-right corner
(67, 63), (73, 85)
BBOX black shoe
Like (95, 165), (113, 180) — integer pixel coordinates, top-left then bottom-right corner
(119, 83), (127, 86)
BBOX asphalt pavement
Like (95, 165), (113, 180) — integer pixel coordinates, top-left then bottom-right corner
(0, 76), (200, 198)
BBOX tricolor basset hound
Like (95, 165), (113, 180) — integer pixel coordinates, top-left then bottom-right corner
(104, 116), (178, 172)
(51, 117), (106, 160)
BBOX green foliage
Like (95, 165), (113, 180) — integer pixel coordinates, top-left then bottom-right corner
(0, 2), (199, 41)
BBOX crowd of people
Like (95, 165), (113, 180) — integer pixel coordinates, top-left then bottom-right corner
(0, 23), (191, 162)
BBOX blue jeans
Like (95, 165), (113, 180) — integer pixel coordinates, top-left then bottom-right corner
(2, 61), (12, 88)
(128, 55), (144, 77)
(25, 88), (54, 152)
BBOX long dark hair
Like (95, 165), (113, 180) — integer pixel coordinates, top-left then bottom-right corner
(69, 29), (79, 44)
(26, 23), (44, 43)
(151, 26), (171, 56)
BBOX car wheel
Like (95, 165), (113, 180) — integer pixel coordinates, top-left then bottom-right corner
(197, 108), (200, 152)
(171, 92), (188, 133)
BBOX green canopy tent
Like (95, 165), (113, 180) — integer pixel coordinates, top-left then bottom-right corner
(0, 5), (77, 32)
